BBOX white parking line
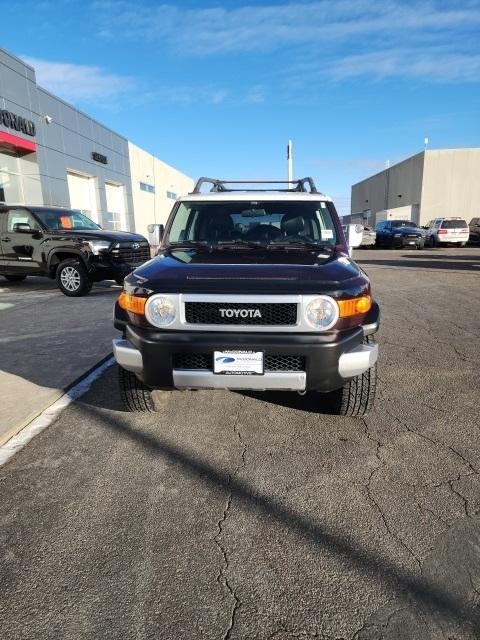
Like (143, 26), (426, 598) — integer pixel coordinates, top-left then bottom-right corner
(0, 356), (115, 467)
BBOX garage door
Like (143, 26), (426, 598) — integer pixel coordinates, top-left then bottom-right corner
(67, 172), (98, 223)
(105, 182), (127, 231)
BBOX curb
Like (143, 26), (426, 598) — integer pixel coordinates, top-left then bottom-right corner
(0, 355), (115, 467)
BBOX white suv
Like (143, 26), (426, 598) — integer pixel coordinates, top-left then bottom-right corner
(425, 217), (469, 247)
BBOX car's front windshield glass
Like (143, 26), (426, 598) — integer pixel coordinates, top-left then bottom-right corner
(166, 201), (338, 247)
(34, 209), (101, 231)
(391, 220), (417, 228)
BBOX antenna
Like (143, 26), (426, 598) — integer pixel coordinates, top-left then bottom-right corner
(287, 139), (293, 182)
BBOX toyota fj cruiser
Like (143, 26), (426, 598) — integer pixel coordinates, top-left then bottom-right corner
(113, 178), (380, 416)
(0, 205), (150, 296)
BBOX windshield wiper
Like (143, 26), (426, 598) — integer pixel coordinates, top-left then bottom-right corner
(267, 240), (334, 251)
(167, 241), (213, 250)
(216, 239), (267, 249)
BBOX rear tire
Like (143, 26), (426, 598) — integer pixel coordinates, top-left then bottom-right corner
(429, 235), (436, 248)
(56, 259), (92, 297)
(460, 242), (466, 247)
(323, 338), (377, 416)
(118, 366), (156, 412)
(4, 275), (27, 282)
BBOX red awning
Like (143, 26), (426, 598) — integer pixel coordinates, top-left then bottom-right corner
(0, 131), (36, 156)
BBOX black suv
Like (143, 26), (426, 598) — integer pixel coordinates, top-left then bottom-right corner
(375, 219), (424, 249)
(0, 205), (150, 296)
(113, 178), (380, 416)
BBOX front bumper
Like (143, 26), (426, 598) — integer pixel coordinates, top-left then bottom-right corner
(392, 235), (423, 248)
(113, 304), (379, 392)
(88, 258), (147, 281)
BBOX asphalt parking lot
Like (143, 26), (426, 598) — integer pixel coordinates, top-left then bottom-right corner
(1, 247), (480, 639)
(0, 277), (118, 442)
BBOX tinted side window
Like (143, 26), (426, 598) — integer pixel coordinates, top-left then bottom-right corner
(7, 209), (40, 232)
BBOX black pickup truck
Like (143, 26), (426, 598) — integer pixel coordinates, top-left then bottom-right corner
(0, 205), (150, 296)
(113, 178), (380, 416)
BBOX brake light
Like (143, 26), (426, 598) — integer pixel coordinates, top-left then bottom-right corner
(118, 292), (147, 315)
(337, 295), (372, 317)
(437, 229), (447, 234)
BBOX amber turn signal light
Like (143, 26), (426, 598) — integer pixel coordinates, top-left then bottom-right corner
(337, 295), (372, 317)
(118, 292), (147, 315)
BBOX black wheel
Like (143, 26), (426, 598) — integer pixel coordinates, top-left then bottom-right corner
(460, 242), (466, 247)
(118, 366), (156, 412)
(322, 338), (377, 416)
(429, 235), (436, 248)
(4, 274), (27, 282)
(56, 259), (92, 297)
(416, 241), (424, 250)
(115, 277), (125, 286)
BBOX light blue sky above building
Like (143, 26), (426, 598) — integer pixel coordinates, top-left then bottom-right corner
(3, 0), (480, 213)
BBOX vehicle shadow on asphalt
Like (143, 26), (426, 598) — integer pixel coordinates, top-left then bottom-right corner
(233, 390), (337, 414)
(77, 391), (480, 637)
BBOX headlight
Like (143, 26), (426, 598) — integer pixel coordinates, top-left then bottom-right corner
(86, 239), (111, 255)
(305, 296), (339, 330)
(145, 295), (176, 327)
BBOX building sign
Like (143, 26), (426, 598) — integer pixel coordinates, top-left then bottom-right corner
(0, 110), (36, 136)
(92, 151), (107, 164)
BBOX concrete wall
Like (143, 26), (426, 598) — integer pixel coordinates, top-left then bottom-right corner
(351, 152), (424, 225)
(128, 142), (194, 239)
(421, 149), (480, 224)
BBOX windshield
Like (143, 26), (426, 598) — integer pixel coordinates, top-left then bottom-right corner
(34, 209), (101, 231)
(391, 220), (418, 228)
(166, 201), (338, 247)
(441, 219), (468, 228)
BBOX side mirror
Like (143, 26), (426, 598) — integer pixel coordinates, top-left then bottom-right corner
(146, 223), (165, 246)
(13, 223), (33, 233)
(344, 224), (363, 256)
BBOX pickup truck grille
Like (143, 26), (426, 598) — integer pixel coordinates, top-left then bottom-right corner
(173, 353), (305, 372)
(110, 242), (150, 264)
(184, 302), (298, 326)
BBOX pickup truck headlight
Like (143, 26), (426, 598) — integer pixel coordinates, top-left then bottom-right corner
(305, 296), (339, 330)
(86, 239), (111, 255)
(145, 295), (176, 327)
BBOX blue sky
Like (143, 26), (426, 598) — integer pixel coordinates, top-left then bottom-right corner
(3, 0), (480, 213)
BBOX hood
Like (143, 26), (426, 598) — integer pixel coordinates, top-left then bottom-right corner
(49, 229), (147, 243)
(127, 248), (370, 297)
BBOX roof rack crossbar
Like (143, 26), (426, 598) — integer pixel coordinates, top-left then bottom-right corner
(192, 177), (319, 194)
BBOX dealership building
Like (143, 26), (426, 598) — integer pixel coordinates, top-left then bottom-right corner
(0, 48), (193, 237)
(348, 148), (480, 227)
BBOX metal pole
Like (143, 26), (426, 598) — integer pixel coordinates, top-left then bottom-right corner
(287, 139), (293, 183)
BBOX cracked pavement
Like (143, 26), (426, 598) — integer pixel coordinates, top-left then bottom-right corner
(0, 247), (479, 639)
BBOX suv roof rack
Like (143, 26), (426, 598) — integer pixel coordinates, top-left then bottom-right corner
(192, 177), (319, 194)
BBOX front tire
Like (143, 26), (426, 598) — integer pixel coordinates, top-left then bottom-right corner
(4, 275), (27, 282)
(118, 366), (156, 412)
(56, 259), (92, 297)
(323, 338), (377, 416)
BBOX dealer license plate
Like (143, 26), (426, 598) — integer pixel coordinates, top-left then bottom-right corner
(214, 350), (264, 375)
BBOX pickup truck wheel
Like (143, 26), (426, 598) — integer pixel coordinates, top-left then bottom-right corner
(118, 366), (156, 412)
(4, 275), (27, 282)
(56, 259), (92, 297)
(323, 338), (377, 416)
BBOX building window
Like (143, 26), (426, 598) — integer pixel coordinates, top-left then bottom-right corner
(166, 190), (177, 200)
(140, 182), (155, 193)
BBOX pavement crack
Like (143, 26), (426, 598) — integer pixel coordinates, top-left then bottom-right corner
(384, 407), (480, 476)
(214, 404), (247, 640)
(447, 479), (470, 517)
(366, 466), (423, 574)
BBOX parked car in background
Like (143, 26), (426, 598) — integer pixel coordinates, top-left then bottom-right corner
(424, 218), (469, 247)
(0, 205), (150, 296)
(360, 226), (376, 247)
(468, 218), (480, 244)
(375, 220), (424, 249)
